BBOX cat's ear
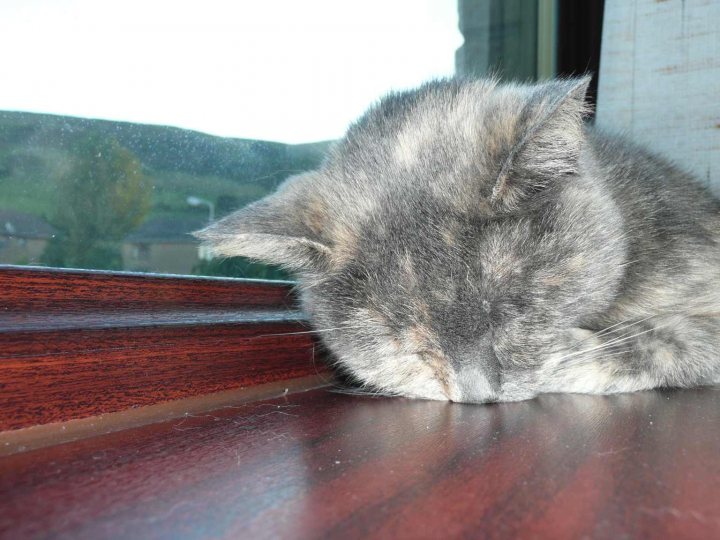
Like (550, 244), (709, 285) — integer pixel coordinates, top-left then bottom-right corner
(194, 172), (331, 271)
(491, 76), (592, 210)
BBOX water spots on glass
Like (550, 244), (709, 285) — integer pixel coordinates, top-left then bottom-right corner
(0, 110), (327, 278)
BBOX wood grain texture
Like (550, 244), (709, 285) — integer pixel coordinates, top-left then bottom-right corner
(1, 386), (718, 539)
(0, 266), (328, 432)
(0, 265), (297, 310)
(0, 323), (324, 431)
(0, 375), (329, 457)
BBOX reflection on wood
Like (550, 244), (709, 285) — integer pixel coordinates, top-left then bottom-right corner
(0, 267), (329, 432)
(1, 387), (718, 539)
(0, 322), (322, 431)
(0, 266), (296, 310)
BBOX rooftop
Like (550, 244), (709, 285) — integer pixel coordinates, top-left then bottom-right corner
(125, 216), (207, 244)
(0, 209), (56, 240)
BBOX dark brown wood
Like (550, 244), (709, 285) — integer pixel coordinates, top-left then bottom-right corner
(0, 323), (323, 431)
(0, 375), (328, 457)
(0, 266), (329, 432)
(0, 265), (296, 310)
(1, 386), (718, 539)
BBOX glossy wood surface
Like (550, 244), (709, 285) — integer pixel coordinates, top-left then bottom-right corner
(0, 322), (323, 431)
(0, 266), (296, 310)
(0, 266), (327, 432)
(2, 386), (718, 539)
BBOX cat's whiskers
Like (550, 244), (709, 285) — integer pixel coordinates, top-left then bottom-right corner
(599, 317), (681, 347)
(568, 312), (678, 354)
(588, 313), (662, 341)
(579, 349), (633, 363)
(257, 325), (367, 338)
(555, 319), (681, 363)
(596, 349), (632, 358)
(329, 386), (394, 398)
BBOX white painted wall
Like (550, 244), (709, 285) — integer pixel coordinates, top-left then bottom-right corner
(596, 0), (720, 191)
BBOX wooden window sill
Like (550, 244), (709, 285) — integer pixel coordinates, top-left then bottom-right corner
(2, 266), (719, 538)
(0, 266), (329, 441)
(2, 386), (720, 538)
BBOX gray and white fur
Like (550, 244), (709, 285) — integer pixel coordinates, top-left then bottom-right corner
(197, 77), (720, 403)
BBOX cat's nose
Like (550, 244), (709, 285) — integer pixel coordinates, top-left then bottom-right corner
(452, 340), (501, 403)
(455, 364), (499, 403)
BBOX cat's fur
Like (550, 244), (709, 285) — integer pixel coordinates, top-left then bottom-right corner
(196, 77), (720, 403)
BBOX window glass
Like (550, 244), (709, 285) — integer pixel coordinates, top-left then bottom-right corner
(0, 1), (559, 278)
(0, 0), (461, 278)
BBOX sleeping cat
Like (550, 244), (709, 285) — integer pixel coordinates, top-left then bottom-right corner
(196, 77), (720, 403)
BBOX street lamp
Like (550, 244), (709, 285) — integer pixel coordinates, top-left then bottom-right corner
(187, 196), (215, 261)
(186, 196), (215, 223)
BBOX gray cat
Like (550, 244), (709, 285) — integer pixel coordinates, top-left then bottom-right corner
(197, 77), (720, 403)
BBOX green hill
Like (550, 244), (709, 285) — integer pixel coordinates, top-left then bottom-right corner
(0, 110), (331, 276)
(0, 110), (330, 219)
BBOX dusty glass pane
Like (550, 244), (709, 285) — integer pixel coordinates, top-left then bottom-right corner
(0, 112), (327, 279)
(0, 0), (463, 278)
(0, 1), (561, 278)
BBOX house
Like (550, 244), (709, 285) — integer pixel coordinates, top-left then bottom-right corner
(0, 209), (57, 265)
(122, 216), (207, 275)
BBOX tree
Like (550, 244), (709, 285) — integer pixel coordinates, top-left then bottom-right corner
(49, 135), (151, 269)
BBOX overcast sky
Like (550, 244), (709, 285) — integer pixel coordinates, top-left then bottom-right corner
(1, 0), (461, 143)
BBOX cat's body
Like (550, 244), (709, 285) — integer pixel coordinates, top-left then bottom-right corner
(198, 77), (720, 403)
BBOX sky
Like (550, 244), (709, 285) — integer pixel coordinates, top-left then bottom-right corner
(0, 0), (462, 143)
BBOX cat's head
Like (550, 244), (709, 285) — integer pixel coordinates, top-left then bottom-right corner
(196, 77), (627, 403)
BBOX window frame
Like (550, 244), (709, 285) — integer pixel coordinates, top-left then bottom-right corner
(0, 265), (329, 454)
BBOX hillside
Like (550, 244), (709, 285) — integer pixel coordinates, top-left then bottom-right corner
(0, 110), (330, 218)
(0, 110), (331, 276)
